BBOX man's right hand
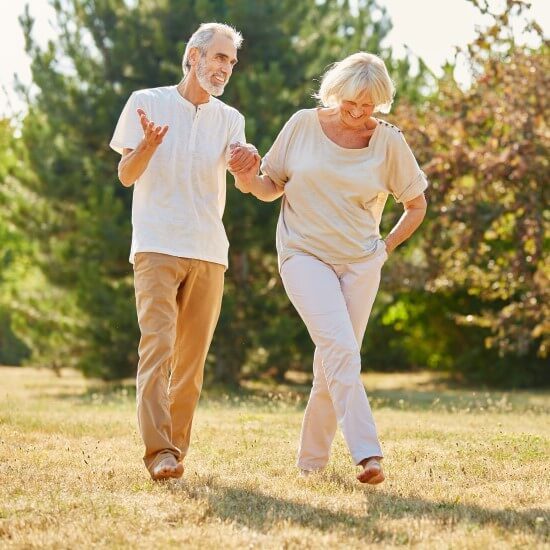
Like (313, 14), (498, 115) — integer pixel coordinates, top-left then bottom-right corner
(137, 108), (169, 149)
(117, 110), (169, 187)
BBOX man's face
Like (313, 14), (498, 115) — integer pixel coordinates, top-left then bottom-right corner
(194, 34), (238, 96)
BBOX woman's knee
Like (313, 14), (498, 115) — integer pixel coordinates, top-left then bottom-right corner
(321, 341), (361, 386)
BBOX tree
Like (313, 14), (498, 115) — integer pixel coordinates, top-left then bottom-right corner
(0, 119), (31, 366)
(378, 0), (549, 385)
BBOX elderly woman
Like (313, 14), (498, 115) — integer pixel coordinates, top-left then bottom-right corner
(229, 52), (428, 484)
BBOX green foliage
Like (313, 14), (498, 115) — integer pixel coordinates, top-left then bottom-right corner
(377, 0), (549, 386)
(0, 119), (32, 366)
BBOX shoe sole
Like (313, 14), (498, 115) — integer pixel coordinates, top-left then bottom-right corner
(357, 472), (385, 484)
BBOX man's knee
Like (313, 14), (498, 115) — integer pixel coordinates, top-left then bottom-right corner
(139, 326), (175, 356)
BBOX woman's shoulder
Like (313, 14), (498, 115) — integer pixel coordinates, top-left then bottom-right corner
(276, 108), (316, 138)
(286, 108), (316, 126)
(375, 118), (411, 153)
(375, 118), (405, 138)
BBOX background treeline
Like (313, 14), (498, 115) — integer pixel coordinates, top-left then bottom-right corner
(0, 0), (547, 387)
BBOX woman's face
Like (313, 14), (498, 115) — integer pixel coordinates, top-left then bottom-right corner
(337, 92), (375, 128)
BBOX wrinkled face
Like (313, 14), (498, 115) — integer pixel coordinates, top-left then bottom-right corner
(193, 34), (238, 96)
(337, 91), (376, 128)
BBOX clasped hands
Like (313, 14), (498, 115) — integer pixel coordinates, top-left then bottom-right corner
(228, 142), (260, 191)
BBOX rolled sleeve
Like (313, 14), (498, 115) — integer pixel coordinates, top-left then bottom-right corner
(261, 111), (304, 189)
(385, 129), (428, 203)
(393, 170), (428, 204)
(260, 153), (287, 189)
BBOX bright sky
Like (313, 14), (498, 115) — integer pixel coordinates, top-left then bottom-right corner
(0, 0), (548, 116)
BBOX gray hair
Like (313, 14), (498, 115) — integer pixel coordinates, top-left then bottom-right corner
(316, 52), (395, 114)
(182, 23), (243, 76)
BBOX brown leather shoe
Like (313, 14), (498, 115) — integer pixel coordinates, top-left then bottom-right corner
(152, 455), (184, 481)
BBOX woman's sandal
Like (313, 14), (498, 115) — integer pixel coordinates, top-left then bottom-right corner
(357, 457), (385, 485)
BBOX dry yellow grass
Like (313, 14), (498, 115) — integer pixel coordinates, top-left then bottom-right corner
(0, 366), (548, 549)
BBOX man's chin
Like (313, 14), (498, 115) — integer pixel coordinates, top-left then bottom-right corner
(209, 87), (225, 97)
(197, 74), (225, 97)
(201, 83), (225, 97)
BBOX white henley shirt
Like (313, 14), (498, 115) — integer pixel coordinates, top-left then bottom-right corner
(110, 85), (245, 267)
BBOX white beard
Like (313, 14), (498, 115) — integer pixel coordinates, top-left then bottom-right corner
(196, 57), (225, 97)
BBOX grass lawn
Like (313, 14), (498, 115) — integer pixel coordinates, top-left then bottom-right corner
(0, 367), (548, 549)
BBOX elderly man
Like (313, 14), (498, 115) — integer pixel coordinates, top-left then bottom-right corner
(110, 23), (257, 480)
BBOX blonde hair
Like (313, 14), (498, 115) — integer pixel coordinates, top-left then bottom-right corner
(316, 52), (395, 114)
(182, 23), (243, 76)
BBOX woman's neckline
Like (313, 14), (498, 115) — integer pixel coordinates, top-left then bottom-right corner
(314, 107), (380, 152)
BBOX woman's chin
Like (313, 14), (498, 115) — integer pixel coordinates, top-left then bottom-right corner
(343, 117), (364, 129)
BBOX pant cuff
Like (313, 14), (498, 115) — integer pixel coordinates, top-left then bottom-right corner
(351, 447), (384, 466)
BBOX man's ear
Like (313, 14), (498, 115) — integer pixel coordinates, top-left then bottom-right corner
(188, 47), (200, 68)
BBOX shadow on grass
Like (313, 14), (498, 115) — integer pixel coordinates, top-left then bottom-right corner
(171, 482), (548, 542)
(51, 382), (137, 406)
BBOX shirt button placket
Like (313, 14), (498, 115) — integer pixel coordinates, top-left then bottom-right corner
(189, 106), (201, 154)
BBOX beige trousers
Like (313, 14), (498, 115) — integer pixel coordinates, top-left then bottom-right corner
(280, 243), (387, 469)
(133, 252), (224, 475)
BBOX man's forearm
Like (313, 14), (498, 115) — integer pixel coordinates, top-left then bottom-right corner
(234, 174), (283, 202)
(118, 141), (158, 187)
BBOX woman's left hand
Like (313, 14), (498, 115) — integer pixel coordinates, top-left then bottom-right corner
(383, 193), (427, 255)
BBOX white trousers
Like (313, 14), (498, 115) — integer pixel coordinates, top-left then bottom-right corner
(280, 243), (387, 469)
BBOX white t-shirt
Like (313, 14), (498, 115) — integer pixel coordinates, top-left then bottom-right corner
(261, 109), (428, 267)
(110, 85), (245, 267)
